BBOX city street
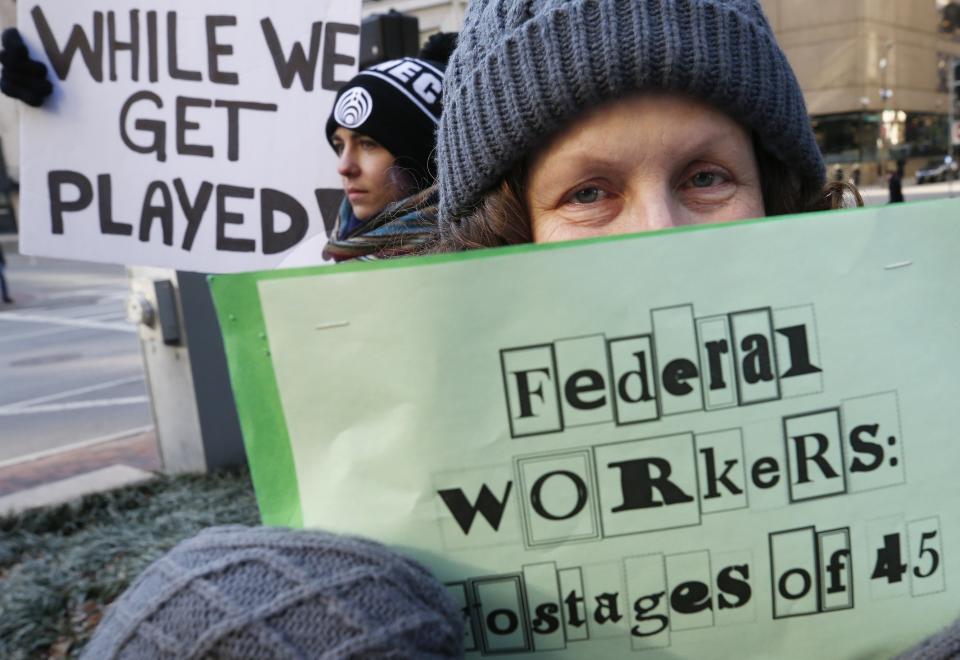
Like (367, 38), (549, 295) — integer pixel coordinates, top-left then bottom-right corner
(860, 179), (960, 205)
(0, 239), (152, 466)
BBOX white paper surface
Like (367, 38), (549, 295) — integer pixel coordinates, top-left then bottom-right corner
(18, 0), (359, 272)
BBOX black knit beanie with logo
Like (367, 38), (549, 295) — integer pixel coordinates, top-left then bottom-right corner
(326, 57), (445, 190)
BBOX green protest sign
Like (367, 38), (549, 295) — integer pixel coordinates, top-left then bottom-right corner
(210, 200), (959, 658)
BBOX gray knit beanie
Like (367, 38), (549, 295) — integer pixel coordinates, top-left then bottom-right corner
(896, 617), (960, 660)
(435, 0), (826, 227)
(81, 526), (464, 659)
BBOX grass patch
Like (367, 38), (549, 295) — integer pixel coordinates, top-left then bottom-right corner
(0, 469), (260, 659)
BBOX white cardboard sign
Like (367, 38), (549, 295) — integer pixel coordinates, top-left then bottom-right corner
(18, 0), (360, 272)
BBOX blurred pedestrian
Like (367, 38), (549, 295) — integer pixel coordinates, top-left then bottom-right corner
(852, 164), (861, 187)
(0, 242), (12, 304)
(888, 167), (905, 203)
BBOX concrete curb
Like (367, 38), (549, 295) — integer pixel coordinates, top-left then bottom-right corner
(0, 464), (156, 516)
(0, 428), (162, 498)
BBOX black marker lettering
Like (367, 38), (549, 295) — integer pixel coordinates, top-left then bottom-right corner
(119, 91), (166, 161)
(138, 181), (173, 245)
(176, 96), (214, 158)
(48, 170), (93, 234)
(213, 100), (278, 161)
(174, 179), (213, 251)
(321, 22), (359, 91)
(260, 19), (324, 91)
(205, 16), (239, 85)
(107, 10), (139, 82)
(32, 7), (104, 81)
(215, 184), (255, 252)
(167, 12), (201, 81)
(97, 174), (134, 236)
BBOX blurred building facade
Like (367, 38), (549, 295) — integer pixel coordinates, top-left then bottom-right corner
(762, 0), (960, 183)
(363, 0), (467, 38)
(367, 0), (960, 184)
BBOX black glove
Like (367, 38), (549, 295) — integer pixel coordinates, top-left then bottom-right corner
(0, 28), (53, 107)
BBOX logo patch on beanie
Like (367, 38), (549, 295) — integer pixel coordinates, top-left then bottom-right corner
(334, 88), (373, 129)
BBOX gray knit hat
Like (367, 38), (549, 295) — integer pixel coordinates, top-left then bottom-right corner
(81, 526), (463, 659)
(435, 0), (826, 226)
(895, 617), (960, 660)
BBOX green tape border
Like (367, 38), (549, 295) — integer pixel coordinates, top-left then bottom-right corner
(208, 272), (303, 527)
(206, 197), (957, 527)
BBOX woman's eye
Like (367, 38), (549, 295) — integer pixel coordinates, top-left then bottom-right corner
(572, 187), (602, 204)
(690, 171), (719, 188)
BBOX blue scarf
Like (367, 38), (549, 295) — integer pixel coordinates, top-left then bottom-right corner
(322, 187), (438, 262)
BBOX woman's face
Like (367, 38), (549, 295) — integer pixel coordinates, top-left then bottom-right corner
(525, 94), (765, 243)
(331, 127), (408, 221)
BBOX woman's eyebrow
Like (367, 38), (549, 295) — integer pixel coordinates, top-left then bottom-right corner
(668, 126), (747, 156)
(532, 124), (749, 181)
(544, 154), (625, 172)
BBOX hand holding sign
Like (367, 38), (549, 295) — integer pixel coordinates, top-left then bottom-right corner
(0, 28), (53, 107)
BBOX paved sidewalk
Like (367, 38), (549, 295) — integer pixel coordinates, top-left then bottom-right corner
(0, 232), (160, 514)
(0, 465), (155, 516)
(0, 428), (161, 511)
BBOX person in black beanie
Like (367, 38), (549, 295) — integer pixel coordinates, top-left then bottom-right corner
(320, 41), (454, 262)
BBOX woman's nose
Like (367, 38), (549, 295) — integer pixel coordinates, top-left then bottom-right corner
(620, 192), (683, 233)
(337, 150), (358, 177)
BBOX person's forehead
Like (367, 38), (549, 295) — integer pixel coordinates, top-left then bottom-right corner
(534, 96), (749, 164)
(581, 93), (737, 129)
(332, 126), (366, 141)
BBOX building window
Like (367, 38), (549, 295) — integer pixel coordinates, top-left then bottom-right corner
(899, 113), (949, 159)
(813, 112), (949, 164)
(812, 112), (879, 164)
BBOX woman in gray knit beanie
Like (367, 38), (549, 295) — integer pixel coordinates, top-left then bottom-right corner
(434, 0), (860, 249)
